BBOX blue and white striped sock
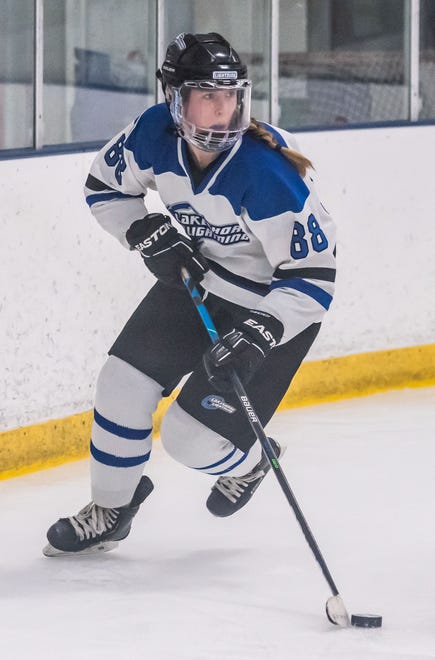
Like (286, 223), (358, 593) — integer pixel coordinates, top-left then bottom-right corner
(90, 355), (162, 507)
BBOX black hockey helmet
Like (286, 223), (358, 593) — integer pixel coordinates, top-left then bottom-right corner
(157, 32), (248, 90)
(157, 32), (251, 152)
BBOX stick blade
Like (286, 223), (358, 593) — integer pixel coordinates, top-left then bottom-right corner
(325, 595), (351, 627)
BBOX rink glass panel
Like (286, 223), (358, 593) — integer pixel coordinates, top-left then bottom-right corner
(42, 0), (156, 145)
(0, 1), (34, 149)
(278, 0), (409, 129)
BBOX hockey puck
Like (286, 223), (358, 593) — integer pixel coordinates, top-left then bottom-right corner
(351, 614), (382, 628)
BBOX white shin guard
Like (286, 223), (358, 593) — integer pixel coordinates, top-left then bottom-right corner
(161, 401), (262, 477)
(91, 355), (162, 507)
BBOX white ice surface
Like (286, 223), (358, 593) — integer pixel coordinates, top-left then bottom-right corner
(1, 387), (435, 660)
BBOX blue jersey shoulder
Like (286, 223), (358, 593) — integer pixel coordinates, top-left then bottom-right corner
(241, 127), (310, 219)
(213, 125), (309, 220)
(125, 103), (183, 176)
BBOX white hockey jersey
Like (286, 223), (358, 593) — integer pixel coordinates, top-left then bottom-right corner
(85, 103), (336, 344)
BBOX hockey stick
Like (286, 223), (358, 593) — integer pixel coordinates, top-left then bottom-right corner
(181, 266), (350, 627)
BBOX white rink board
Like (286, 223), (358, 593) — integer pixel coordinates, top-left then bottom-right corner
(1, 388), (435, 660)
(1, 125), (435, 429)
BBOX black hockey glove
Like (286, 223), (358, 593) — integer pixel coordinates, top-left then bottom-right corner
(126, 213), (208, 288)
(203, 310), (284, 392)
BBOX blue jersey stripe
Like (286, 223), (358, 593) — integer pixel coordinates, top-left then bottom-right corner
(211, 450), (249, 475)
(270, 277), (333, 310)
(94, 409), (151, 440)
(90, 441), (150, 468)
(192, 446), (238, 471)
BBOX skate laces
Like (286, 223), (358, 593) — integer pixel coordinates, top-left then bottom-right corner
(214, 468), (266, 504)
(68, 502), (120, 541)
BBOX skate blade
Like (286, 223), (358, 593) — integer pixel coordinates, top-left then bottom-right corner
(42, 540), (119, 557)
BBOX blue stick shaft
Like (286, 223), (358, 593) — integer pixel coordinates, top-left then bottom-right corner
(180, 268), (219, 344)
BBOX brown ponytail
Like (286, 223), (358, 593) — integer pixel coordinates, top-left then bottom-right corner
(247, 118), (313, 178)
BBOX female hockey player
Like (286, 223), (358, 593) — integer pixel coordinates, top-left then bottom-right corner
(43, 32), (336, 556)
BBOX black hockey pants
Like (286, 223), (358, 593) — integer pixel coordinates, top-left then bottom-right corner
(109, 281), (320, 452)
